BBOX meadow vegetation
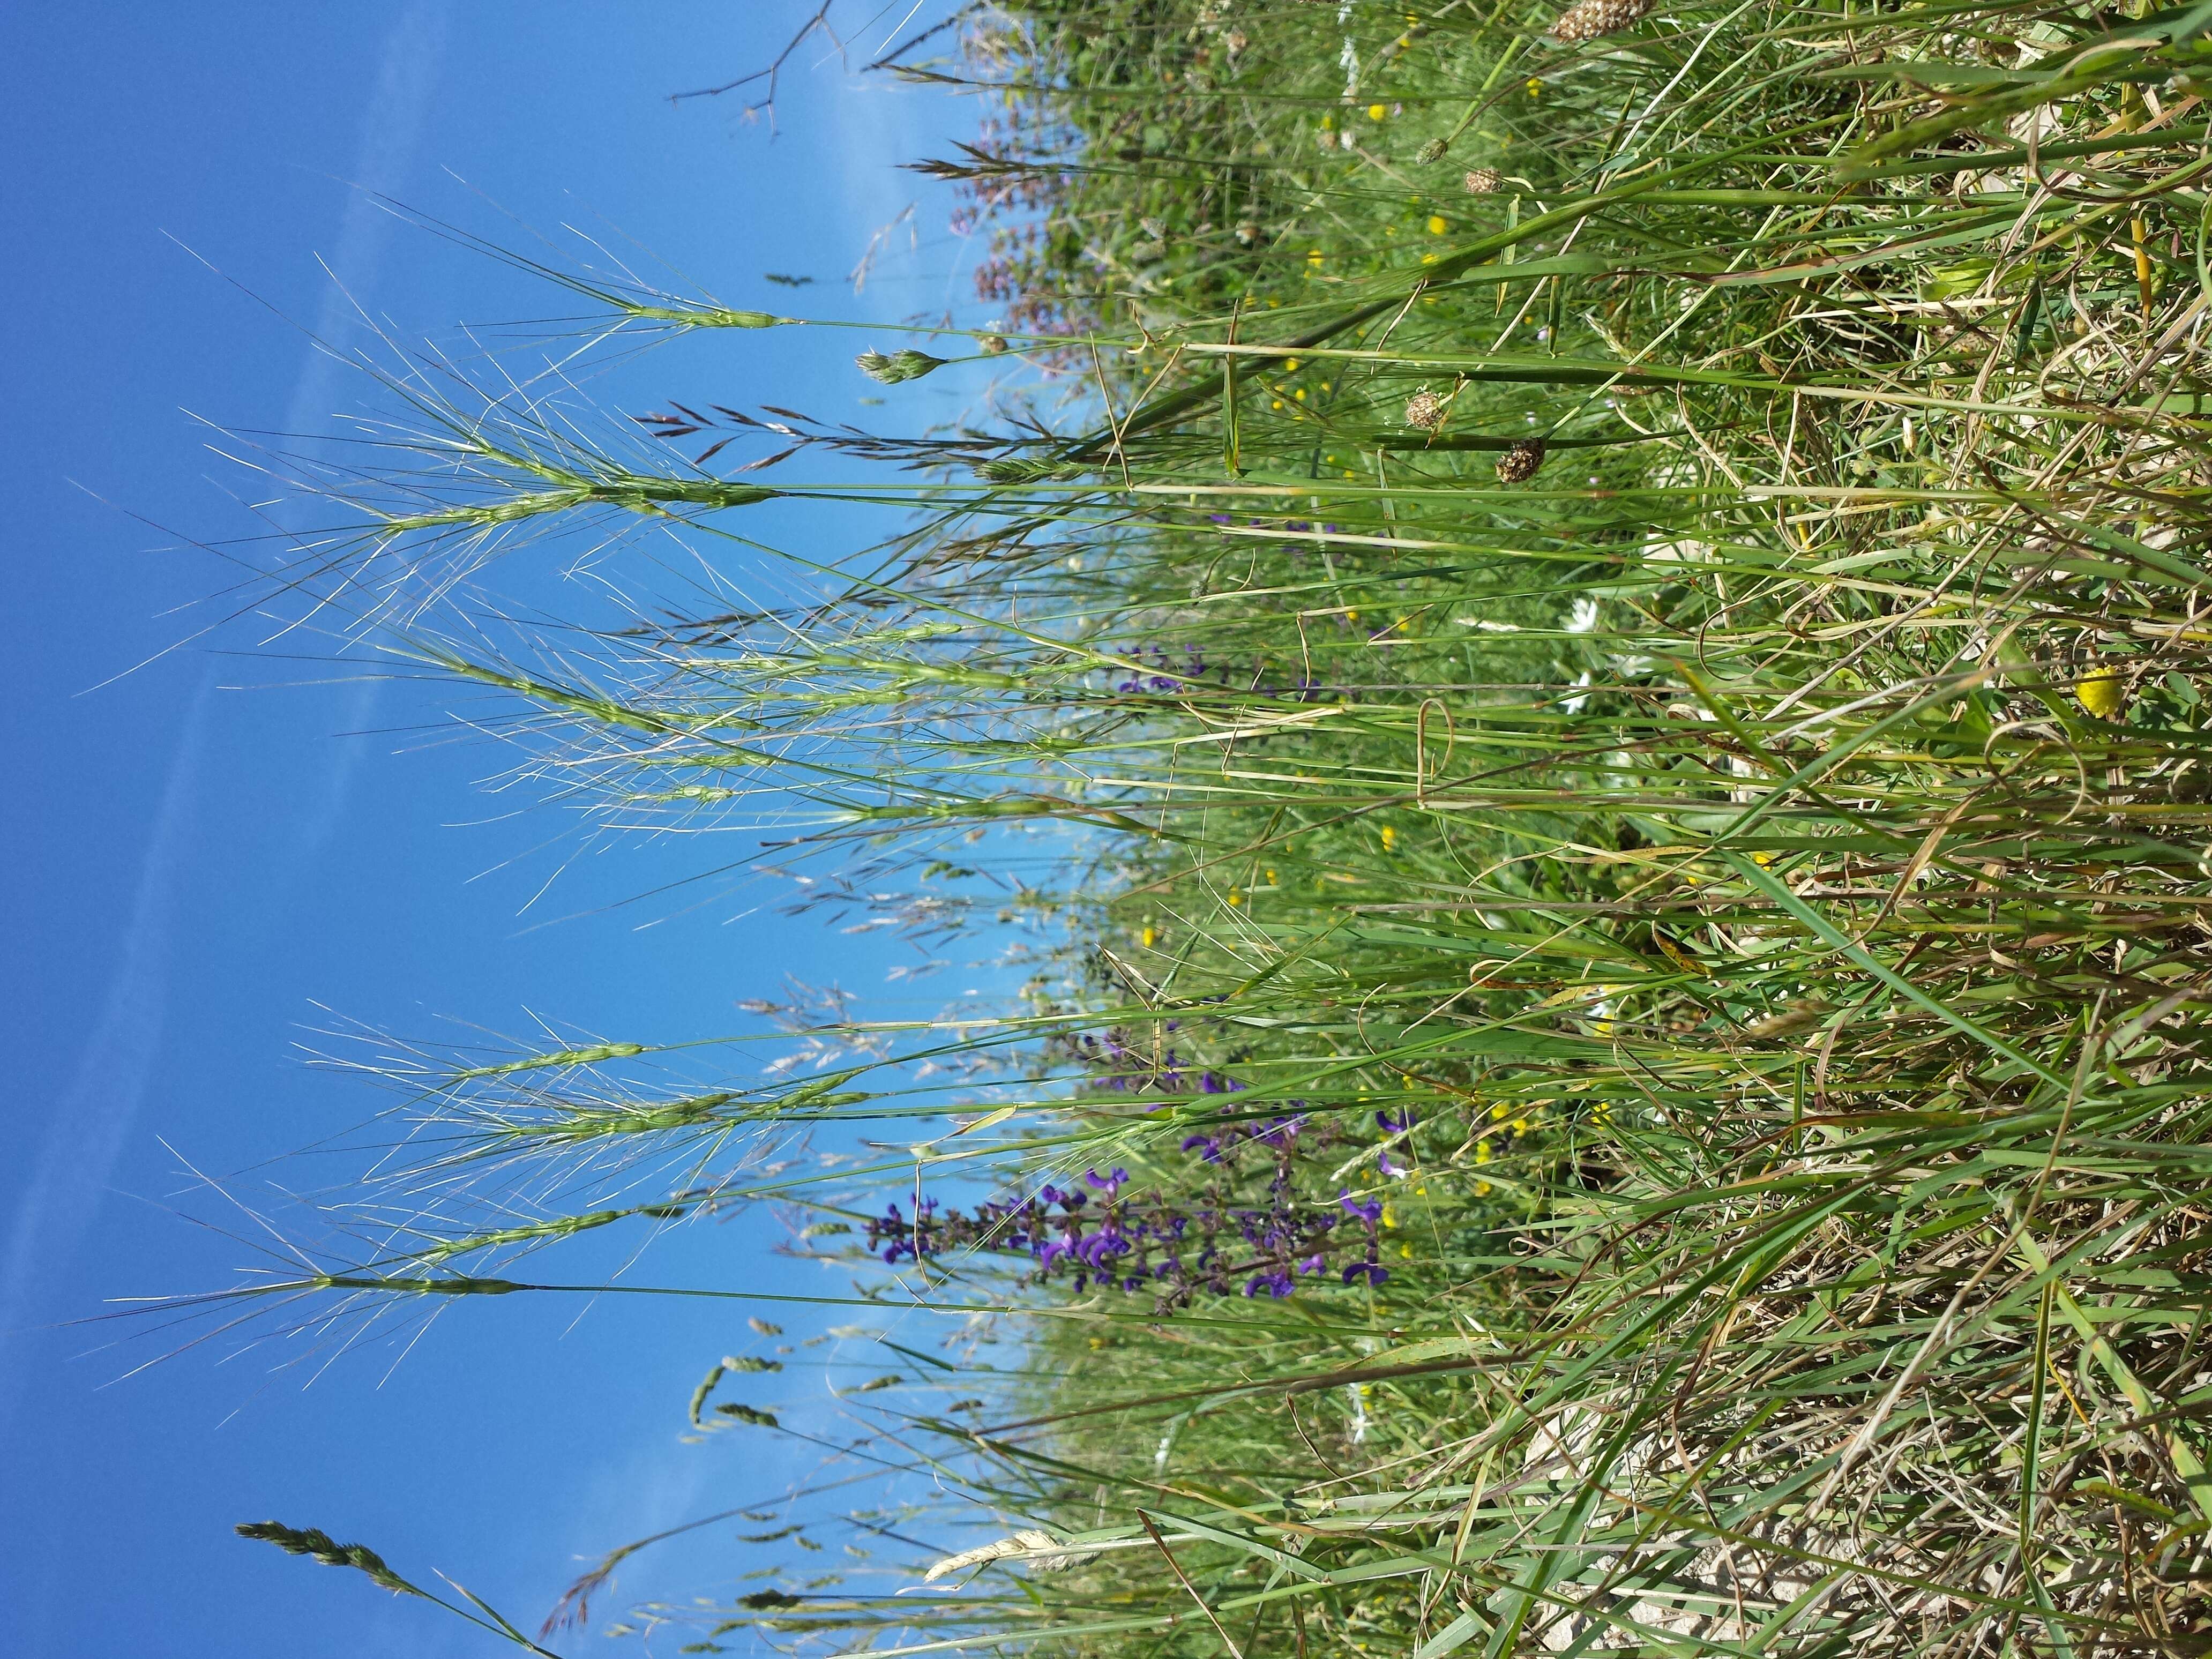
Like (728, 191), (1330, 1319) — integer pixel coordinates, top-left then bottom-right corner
(216, 2), (2212, 1655)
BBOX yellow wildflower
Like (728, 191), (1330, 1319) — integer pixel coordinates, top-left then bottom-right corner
(2076, 668), (2128, 720)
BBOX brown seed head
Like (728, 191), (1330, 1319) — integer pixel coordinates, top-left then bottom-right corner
(1404, 390), (1449, 432)
(1496, 436), (1547, 483)
(1463, 167), (1502, 195)
(1550, 0), (1654, 43)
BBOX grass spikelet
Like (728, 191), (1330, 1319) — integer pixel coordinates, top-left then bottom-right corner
(856, 348), (948, 384)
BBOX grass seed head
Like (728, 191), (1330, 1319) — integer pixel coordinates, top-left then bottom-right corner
(1463, 167), (1502, 195)
(1496, 435), (1547, 482)
(1404, 390), (1449, 431)
(235, 1522), (418, 1597)
(857, 348), (948, 384)
(1550, 0), (1654, 42)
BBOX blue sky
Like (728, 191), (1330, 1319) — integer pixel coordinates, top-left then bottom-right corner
(0, 5), (1014, 1653)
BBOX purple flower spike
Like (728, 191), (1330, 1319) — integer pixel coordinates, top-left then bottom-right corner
(1338, 1190), (1382, 1225)
(1078, 1229), (1130, 1268)
(1083, 1167), (1128, 1197)
(1378, 1150), (1400, 1177)
(1298, 1253), (1326, 1275)
(1376, 1109), (1417, 1133)
(1342, 1261), (1390, 1287)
